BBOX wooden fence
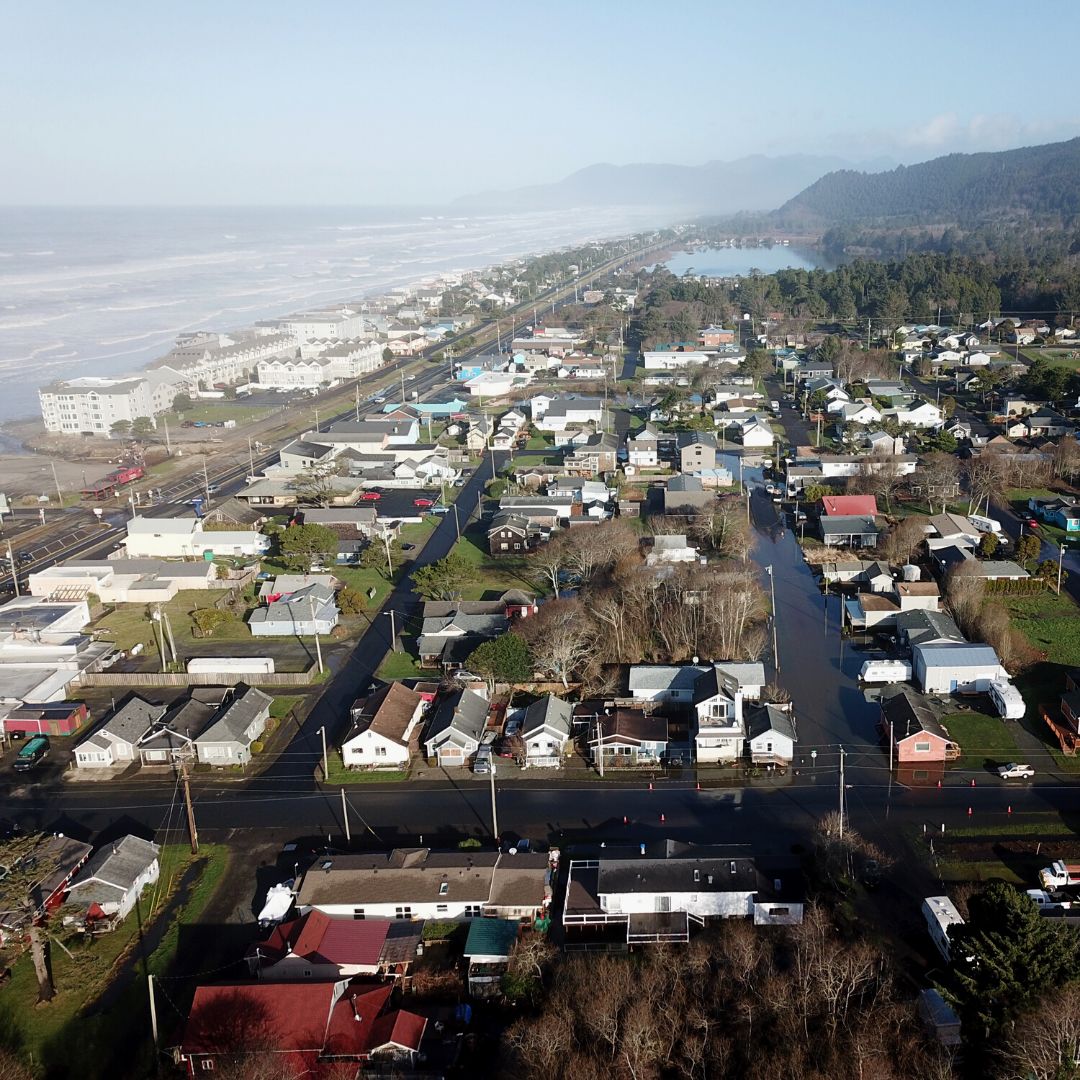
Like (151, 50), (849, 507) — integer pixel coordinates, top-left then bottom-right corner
(79, 662), (320, 688)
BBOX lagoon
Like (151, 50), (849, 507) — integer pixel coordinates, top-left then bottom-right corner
(659, 244), (830, 278)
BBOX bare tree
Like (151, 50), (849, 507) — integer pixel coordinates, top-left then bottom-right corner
(945, 560), (986, 638)
(917, 452), (962, 513)
(882, 515), (928, 566)
(997, 981), (1080, 1080)
(517, 599), (592, 689)
(963, 452), (1007, 516)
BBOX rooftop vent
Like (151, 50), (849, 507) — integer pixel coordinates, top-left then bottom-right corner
(730, 861), (737, 875)
(693, 869), (700, 883)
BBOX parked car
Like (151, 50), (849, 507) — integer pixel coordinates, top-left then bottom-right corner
(13, 735), (50, 773)
(359, 492), (381, 501)
(413, 498), (434, 508)
(1024, 517), (1039, 529)
(504, 718), (522, 737)
(401, 543), (416, 552)
(473, 746), (492, 774)
(997, 762), (1035, 779)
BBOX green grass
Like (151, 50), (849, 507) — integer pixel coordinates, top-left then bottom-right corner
(448, 532), (534, 599)
(936, 859), (1025, 884)
(1005, 591), (1080, 667)
(323, 753), (410, 784)
(94, 589), (247, 652)
(1020, 347), (1080, 370)
(162, 403), (278, 425)
(269, 695), (304, 720)
(525, 433), (554, 450)
(947, 819), (1078, 838)
(0, 844), (228, 1078)
(376, 644), (424, 680)
(941, 711), (1018, 768)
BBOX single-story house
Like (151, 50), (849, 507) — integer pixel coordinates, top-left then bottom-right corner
(194, 684), (273, 766)
(423, 689), (489, 767)
(1029, 496), (1080, 533)
(819, 515), (881, 549)
(342, 683), (426, 770)
(64, 835), (161, 925)
(645, 534), (699, 565)
(249, 582), (339, 637)
(664, 473), (715, 514)
(0, 835), (92, 940)
(880, 687), (959, 763)
(521, 695), (572, 768)
(588, 709), (669, 767)
(629, 663), (766, 705)
(820, 495), (878, 517)
(463, 917), (520, 997)
(746, 705), (797, 765)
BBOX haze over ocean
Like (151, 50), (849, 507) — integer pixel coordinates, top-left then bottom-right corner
(0, 205), (665, 422)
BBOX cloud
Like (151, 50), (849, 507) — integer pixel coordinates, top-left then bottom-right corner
(898, 112), (1080, 155)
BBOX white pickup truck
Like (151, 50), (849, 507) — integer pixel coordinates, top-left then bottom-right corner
(997, 762), (1035, 779)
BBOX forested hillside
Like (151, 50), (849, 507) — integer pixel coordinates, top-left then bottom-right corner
(779, 137), (1080, 226)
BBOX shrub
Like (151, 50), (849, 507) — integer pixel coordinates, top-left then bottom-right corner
(336, 586), (368, 615)
(458, 837), (482, 849)
(250, 740), (265, 754)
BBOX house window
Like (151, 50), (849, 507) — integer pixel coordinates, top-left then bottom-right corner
(465, 904), (482, 918)
(500, 542), (508, 551)
(353, 908), (365, 920)
(914, 741), (931, 753)
(200, 1062), (215, 1073)
(770, 906), (790, 917)
(436, 904), (448, 914)
(913, 770), (929, 781)
(395, 906), (412, 919)
(375, 746), (387, 757)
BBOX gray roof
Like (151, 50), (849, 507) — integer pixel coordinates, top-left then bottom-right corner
(522, 695), (572, 739)
(67, 835), (160, 904)
(599, 853), (760, 896)
(420, 614), (508, 639)
(881, 687), (950, 740)
(196, 684), (272, 746)
(545, 397), (603, 416)
(425, 689), (488, 747)
(819, 515), (880, 536)
(629, 662), (765, 695)
(914, 643), (1000, 669)
(85, 696), (166, 750)
(667, 474), (705, 493)
(747, 704), (796, 742)
(677, 431), (718, 449)
(282, 439), (335, 460)
(972, 560), (1029, 579)
(895, 609), (963, 645)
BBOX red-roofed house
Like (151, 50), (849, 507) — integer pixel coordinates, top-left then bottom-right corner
(821, 495), (879, 517)
(178, 979), (426, 1076)
(246, 910), (390, 979)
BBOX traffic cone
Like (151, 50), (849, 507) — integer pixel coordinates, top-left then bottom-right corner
(1007, 806), (1013, 815)
(970, 778), (976, 787)
(937, 779), (942, 788)
(659, 813), (666, 823)
(623, 815), (628, 826)
(648, 782), (653, 791)
(696, 781), (701, 791)
(968, 806), (973, 817)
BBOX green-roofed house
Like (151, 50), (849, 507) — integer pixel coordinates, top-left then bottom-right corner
(463, 917), (520, 998)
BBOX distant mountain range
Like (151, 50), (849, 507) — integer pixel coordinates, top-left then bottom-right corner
(778, 136), (1080, 225)
(453, 154), (886, 216)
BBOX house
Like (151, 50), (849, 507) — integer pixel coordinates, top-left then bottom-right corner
(691, 667), (745, 763)
(463, 918), (520, 998)
(531, 395), (604, 432)
(864, 430), (906, 455)
(820, 494), (878, 517)
(677, 432), (717, 472)
(563, 842), (804, 944)
(418, 613), (507, 669)
(74, 696), (168, 769)
(64, 836), (160, 926)
(195, 683), (273, 766)
(423, 689), (489, 766)
(247, 912), (405, 980)
(895, 609), (964, 651)
(342, 683), (425, 770)
(664, 474), (715, 514)
(121, 516), (270, 560)
(880, 687), (959, 763)
(629, 663), (766, 705)
(178, 980), (426, 1076)
(739, 415), (775, 448)
(296, 847), (551, 921)
(913, 643), (1006, 695)
(627, 425), (661, 466)
(521, 695), (572, 767)
(819, 515), (880, 548)
(830, 401), (882, 426)
(564, 432), (618, 475)
(928, 512), (980, 542)
(588, 709), (669, 766)
(746, 705), (797, 765)
(2, 701), (89, 739)
(249, 581), (338, 637)
(645, 534), (698, 565)
(0, 834), (92, 940)
(883, 399), (943, 430)
(465, 415), (493, 451)
(487, 512), (540, 557)
(1029, 496), (1080, 533)
(28, 558), (216, 604)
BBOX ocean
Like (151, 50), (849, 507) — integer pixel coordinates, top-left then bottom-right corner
(0, 205), (665, 423)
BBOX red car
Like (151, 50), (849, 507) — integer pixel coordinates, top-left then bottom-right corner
(413, 498), (434, 508)
(1025, 516), (1039, 529)
(359, 492), (381, 501)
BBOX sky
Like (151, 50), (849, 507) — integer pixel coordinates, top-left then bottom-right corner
(4, 0), (1080, 206)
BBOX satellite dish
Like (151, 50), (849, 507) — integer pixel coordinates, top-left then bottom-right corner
(692, 655), (700, 665)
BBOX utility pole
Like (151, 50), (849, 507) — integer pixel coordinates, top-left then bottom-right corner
(314, 407), (320, 432)
(247, 436), (256, 479)
(1059, 543), (1066, 594)
(153, 608), (168, 672)
(309, 597), (323, 673)
(838, 746), (846, 840)
(46, 459), (63, 509)
(489, 761), (499, 841)
(355, 382), (361, 421)
(320, 726), (329, 780)
(384, 609), (397, 652)
(381, 529), (393, 577)
(163, 416), (172, 455)
(162, 609), (178, 666)
(453, 501), (461, 540)
(7, 541), (18, 596)
(202, 457), (210, 504)
(180, 757), (199, 854)
(888, 720), (894, 773)
(341, 787), (351, 842)
(148, 974), (160, 1051)
(767, 565), (779, 672)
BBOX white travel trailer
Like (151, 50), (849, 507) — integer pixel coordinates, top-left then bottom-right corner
(859, 660), (913, 684)
(988, 677), (1025, 720)
(922, 896), (964, 962)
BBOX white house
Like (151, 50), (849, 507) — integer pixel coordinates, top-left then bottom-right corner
(563, 844), (804, 943)
(341, 683), (425, 770)
(691, 667), (746, 763)
(914, 643), (1006, 695)
(883, 399), (943, 430)
(423, 688), (489, 767)
(64, 836), (161, 923)
(249, 582), (339, 637)
(629, 663), (766, 706)
(739, 415), (775, 448)
(531, 395), (604, 432)
(122, 516), (269, 560)
(520, 695), (572, 768)
(747, 705), (796, 765)
(645, 535), (699, 566)
(194, 684), (273, 766)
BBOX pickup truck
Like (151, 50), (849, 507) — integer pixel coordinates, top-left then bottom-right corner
(997, 762), (1035, 779)
(1040, 860), (1080, 890)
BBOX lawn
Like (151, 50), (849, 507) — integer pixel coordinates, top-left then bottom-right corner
(1005, 591), (1080, 667)
(162, 403), (280, 426)
(269, 694), (305, 721)
(0, 843), (228, 1078)
(1020, 347), (1080, 371)
(94, 589), (246, 652)
(448, 531), (535, 600)
(323, 753), (410, 784)
(941, 711), (1018, 769)
(376, 642), (425, 680)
